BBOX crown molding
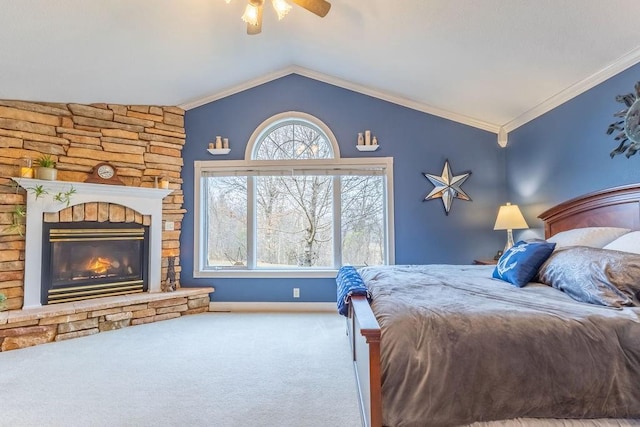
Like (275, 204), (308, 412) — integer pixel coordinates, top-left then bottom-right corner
(497, 127), (508, 148)
(289, 67), (501, 134)
(179, 46), (640, 141)
(502, 46), (640, 133)
(179, 67), (298, 111)
(179, 65), (501, 134)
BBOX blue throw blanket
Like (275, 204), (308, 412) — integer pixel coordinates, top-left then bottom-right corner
(336, 266), (370, 317)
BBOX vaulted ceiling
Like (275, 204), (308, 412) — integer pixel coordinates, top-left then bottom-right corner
(1, 1), (640, 135)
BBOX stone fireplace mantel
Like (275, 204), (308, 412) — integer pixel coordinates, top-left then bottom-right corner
(13, 178), (172, 309)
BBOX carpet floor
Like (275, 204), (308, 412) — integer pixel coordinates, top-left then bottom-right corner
(0, 312), (362, 427)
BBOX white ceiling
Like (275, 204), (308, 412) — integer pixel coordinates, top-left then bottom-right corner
(1, 0), (640, 134)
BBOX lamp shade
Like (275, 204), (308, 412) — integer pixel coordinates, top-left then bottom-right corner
(493, 203), (528, 230)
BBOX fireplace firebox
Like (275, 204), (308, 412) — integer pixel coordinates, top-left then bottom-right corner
(42, 222), (149, 305)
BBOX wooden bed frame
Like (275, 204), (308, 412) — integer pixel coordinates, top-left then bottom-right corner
(347, 183), (640, 427)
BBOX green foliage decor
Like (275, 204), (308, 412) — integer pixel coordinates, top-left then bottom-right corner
(2, 181), (75, 236)
(34, 154), (56, 168)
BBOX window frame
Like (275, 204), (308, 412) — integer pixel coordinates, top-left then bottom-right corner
(194, 158), (395, 278)
(193, 112), (395, 279)
(245, 111), (341, 160)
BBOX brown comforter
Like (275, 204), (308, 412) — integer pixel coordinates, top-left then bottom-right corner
(358, 264), (640, 427)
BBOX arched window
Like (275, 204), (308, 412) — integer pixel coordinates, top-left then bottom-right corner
(247, 112), (339, 160)
(194, 112), (394, 278)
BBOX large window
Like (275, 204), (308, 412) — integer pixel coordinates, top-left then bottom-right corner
(194, 112), (394, 278)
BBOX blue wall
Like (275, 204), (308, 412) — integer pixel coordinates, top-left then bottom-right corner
(507, 63), (640, 240)
(181, 74), (506, 302)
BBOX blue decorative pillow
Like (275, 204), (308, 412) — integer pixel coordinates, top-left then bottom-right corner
(492, 240), (556, 287)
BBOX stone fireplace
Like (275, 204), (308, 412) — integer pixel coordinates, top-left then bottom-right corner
(14, 178), (171, 309)
(0, 101), (213, 353)
(0, 177), (213, 352)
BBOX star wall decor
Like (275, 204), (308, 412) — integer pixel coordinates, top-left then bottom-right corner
(423, 160), (472, 215)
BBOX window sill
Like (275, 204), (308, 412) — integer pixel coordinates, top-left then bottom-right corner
(194, 269), (340, 279)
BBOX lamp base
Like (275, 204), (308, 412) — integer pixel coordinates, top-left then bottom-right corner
(503, 229), (515, 253)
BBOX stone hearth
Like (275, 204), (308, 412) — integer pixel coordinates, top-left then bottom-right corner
(0, 287), (213, 351)
(0, 179), (215, 352)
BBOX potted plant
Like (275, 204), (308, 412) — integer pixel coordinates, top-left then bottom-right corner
(34, 154), (57, 180)
(0, 293), (6, 311)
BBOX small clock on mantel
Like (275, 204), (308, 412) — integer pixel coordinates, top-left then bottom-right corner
(84, 162), (124, 185)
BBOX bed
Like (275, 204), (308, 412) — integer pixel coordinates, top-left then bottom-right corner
(346, 183), (640, 427)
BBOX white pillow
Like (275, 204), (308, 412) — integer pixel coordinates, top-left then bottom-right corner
(547, 227), (630, 249)
(603, 231), (640, 254)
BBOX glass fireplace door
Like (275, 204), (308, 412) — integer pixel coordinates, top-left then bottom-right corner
(43, 225), (149, 304)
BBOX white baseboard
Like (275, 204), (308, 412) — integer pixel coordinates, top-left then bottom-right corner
(209, 302), (335, 313)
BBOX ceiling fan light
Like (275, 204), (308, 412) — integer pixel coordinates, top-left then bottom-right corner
(241, 3), (260, 26)
(272, 0), (292, 20)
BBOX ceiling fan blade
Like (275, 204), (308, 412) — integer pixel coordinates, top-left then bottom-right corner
(247, 3), (263, 35)
(291, 0), (331, 17)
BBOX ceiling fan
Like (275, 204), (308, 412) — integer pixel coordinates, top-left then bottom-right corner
(228, 0), (331, 35)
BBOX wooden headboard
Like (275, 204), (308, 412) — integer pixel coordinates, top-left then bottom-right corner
(538, 183), (640, 238)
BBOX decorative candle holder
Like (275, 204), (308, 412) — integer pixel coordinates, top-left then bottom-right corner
(356, 130), (380, 151)
(207, 136), (231, 155)
(19, 157), (34, 178)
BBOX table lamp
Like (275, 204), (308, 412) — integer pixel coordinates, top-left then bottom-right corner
(493, 202), (529, 252)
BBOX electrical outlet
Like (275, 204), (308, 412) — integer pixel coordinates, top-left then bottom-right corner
(293, 288), (300, 298)
(164, 221), (174, 231)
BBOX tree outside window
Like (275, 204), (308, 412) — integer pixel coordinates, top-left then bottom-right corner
(197, 112), (392, 276)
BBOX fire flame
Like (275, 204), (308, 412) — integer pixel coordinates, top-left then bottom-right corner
(86, 257), (114, 274)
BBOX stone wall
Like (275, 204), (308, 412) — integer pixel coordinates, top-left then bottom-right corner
(0, 100), (186, 310)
